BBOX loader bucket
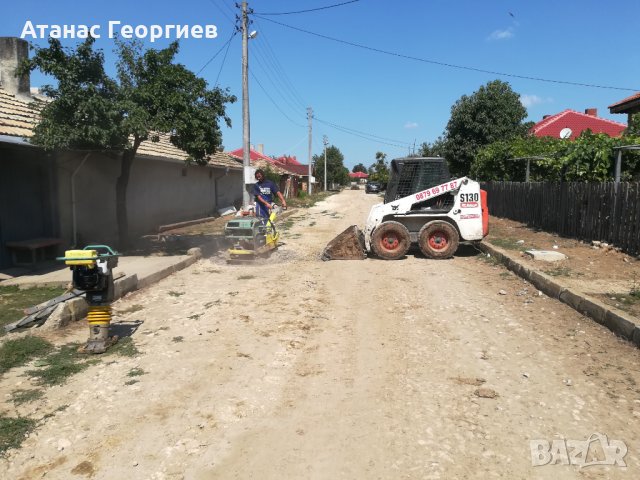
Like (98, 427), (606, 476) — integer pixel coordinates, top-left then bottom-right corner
(321, 225), (367, 261)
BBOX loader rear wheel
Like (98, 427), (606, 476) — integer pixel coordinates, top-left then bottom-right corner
(371, 221), (410, 260)
(418, 221), (459, 259)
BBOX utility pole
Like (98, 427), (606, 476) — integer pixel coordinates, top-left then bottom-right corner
(323, 135), (328, 192)
(241, 1), (251, 207)
(307, 107), (313, 195)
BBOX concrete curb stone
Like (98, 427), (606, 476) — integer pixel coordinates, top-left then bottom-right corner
(478, 241), (640, 345)
(44, 249), (202, 330)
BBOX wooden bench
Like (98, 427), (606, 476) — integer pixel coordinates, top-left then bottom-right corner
(5, 238), (62, 266)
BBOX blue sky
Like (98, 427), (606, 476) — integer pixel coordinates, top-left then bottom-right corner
(2, 1), (640, 170)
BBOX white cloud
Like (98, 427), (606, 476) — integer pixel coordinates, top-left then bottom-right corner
(488, 27), (514, 41)
(520, 94), (553, 109)
(404, 121), (418, 129)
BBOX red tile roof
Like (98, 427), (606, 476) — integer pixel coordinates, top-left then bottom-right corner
(530, 109), (626, 140)
(349, 171), (369, 179)
(228, 148), (309, 176)
(609, 92), (640, 109)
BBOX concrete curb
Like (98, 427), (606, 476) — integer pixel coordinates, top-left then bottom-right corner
(44, 248), (202, 329)
(478, 241), (640, 348)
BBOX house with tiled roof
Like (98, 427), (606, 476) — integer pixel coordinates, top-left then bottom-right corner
(0, 37), (242, 267)
(609, 92), (640, 125)
(228, 145), (311, 197)
(530, 108), (626, 140)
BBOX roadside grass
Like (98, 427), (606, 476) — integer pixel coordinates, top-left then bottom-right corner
(11, 389), (44, 406)
(0, 336), (53, 375)
(287, 191), (336, 209)
(26, 343), (98, 386)
(544, 266), (573, 277)
(105, 337), (140, 357)
(0, 415), (37, 456)
(127, 367), (145, 377)
(0, 285), (66, 334)
(488, 237), (527, 252)
(237, 275), (255, 280)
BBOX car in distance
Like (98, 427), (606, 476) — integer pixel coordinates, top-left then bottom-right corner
(365, 181), (382, 194)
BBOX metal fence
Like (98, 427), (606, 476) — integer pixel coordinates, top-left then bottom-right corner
(481, 181), (640, 256)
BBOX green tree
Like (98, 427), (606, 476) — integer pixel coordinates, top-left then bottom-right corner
(313, 145), (349, 186)
(352, 163), (367, 173)
(444, 80), (528, 176)
(368, 151), (389, 183)
(419, 136), (445, 157)
(21, 38), (236, 247)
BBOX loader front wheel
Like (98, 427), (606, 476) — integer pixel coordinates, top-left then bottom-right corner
(371, 221), (410, 260)
(418, 221), (459, 259)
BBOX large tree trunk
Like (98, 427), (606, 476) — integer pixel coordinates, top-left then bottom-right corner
(115, 140), (140, 250)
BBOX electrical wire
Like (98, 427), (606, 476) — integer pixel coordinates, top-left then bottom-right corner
(255, 16), (640, 92)
(214, 30), (234, 87)
(249, 68), (306, 128)
(318, 119), (411, 149)
(254, 0), (359, 16)
(197, 31), (237, 75)
(316, 117), (412, 146)
(251, 42), (305, 116)
(206, 0), (237, 27)
(252, 18), (308, 110)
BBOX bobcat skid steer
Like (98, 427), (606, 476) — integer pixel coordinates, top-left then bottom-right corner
(322, 157), (488, 261)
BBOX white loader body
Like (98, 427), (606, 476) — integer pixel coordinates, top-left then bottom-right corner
(364, 177), (485, 251)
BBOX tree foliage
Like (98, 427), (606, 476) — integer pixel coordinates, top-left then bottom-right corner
(368, 151), (389, 183)
(313, 145), (349, 186)
(443, 80), (528, 176)
(352, 163), (367, 173)
(472, 130), (640, 182)
(419, 137), (445, 157)
(21, 38), (236, 247)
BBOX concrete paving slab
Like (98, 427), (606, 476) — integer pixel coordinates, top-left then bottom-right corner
(0, 254), (196, 288)
(524, 249), (568, 262)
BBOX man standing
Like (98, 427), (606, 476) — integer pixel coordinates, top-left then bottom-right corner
(252, 169), (287, 219)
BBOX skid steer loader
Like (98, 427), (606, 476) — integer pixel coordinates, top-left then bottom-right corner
(322, 157), (488, 260)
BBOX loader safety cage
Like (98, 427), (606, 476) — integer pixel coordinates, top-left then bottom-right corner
(384, 157), (452, 204)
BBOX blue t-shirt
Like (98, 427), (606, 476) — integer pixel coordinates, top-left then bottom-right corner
(252, 179), (279, 218)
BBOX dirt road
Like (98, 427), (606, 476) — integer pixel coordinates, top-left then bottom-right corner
(2, 189), (640, 479)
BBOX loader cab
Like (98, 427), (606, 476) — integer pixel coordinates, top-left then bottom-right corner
(384, 157), (451, 204)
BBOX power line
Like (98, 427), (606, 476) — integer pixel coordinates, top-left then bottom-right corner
(254, 0), (359, 16)
(197, 31), (237, 75)
(249, 68), (306, 128)
(255, 16), (640, 92)
(205, 0), (237, 27)
(214, 30), (234, 87)
(316, 118), (411, 149)
(315, 117), (412, 146)
(252, 18), (308, 110)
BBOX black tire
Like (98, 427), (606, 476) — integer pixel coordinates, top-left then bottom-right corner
(418, 221), (459, 259)
(371, 221), (411, 260)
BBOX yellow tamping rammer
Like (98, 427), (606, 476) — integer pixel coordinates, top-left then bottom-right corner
(58, 245), (120, 353)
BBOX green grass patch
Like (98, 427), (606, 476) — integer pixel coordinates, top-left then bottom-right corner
(11, 389), (44, 406)
(105, 337), (139, 357)
(0, 285), (66, 334)
(287, 191), (336, 209)
(0, 336), (53, 374)
(124, 379), (139, 385)
(488, 237), (526, 251)
(631, 288), (640, 300)
(26, 344), (97, 386)
(237, 275), (255, 280)
(127, 367), (145, 377)
(544, 266), (572, 277)
(0, 415), (37, 456)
